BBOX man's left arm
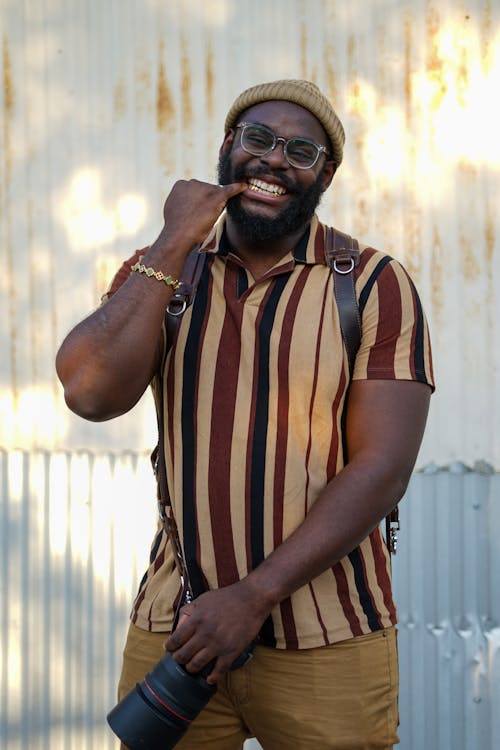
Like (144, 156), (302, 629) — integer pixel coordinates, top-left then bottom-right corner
(166, 377), (431, 682)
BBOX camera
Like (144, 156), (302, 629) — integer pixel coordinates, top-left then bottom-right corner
(107, 646), (253, 750)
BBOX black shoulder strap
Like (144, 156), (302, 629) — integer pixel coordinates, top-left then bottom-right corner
(324, 226), (361, 377)
(154, 245), (208, 598)
(325, 226), (399, 555)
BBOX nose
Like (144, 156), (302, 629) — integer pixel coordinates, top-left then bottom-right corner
(261, 137), (289, 169)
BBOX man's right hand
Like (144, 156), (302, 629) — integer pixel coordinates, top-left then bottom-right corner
(158, 179), (247, 251)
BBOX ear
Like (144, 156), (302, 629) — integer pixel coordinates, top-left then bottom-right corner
(219, 129), (236, 160)
(320, 159), (337, 191)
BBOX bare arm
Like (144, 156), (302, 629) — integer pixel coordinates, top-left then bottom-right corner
(56, 180), (247, 421)
(166, 378), (431, 681)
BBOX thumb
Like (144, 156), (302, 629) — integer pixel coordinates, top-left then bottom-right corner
(220, 181), (248, 198)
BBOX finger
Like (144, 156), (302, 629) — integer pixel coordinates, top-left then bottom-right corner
(183, 647), (215, 675)
(206, 655), (233, 685)
(219, 181), (247, 198)
(165, 610), (196, 652)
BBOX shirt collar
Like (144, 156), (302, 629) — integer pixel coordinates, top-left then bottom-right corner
(200, 212), (328, 266)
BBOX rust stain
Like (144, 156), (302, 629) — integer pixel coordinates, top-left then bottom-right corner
(456, 32), (470, 108)
(180, 35), (192, 129)
(135, 48), (152, 115)
(460, 232), (479, 280)
(2, 34), (17, 400)
(300, 4), (307, 78)
(205, 36), (214, 119)
(3, 34), (14, 181)
(485, 208), (494, 266)
(156, 38), (175, 174)
(481, 0), (492, 74)
(425, 5), (447, 112)
(113, 78), (126, 119)
(3, 35), (14, 116)
(430, 225), (444, 325)
(156, 39), (174, 131)
(404, 14), (412, 127)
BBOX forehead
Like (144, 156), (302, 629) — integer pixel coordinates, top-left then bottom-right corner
(237, 100), (328, 144)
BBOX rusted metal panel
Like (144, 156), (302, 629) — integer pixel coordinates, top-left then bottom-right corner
(0, 0), (498, 468)
(1, 451), (499, 749)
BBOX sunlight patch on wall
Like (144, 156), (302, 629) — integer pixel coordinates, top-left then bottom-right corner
(347, 22), (500, 188)
(56, 168), (148, 251)
(0, 387), (68, 449)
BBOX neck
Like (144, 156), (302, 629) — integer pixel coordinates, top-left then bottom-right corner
(225, 217), (308, 277)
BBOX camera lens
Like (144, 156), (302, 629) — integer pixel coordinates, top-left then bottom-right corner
(107, 652), (217, 750)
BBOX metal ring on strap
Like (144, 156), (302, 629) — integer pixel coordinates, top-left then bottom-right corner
(167, 298), (188, 317)
(333, 257), (355, 274)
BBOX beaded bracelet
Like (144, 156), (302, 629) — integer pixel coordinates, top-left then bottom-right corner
(131, 261), (180, 291)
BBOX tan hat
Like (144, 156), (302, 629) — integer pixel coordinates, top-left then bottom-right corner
(224, 79), (345, 166)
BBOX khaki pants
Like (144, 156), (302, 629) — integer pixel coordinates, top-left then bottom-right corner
(117, 622), (399, 750)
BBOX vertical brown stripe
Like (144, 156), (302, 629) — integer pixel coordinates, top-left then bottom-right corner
(302, 278), (330, 514)
(367, 263), (400, 375)
(279, 598), (298, 649)
(332, 561), (363, 637)
(208, 265), (243, 586)
(273, 267), (310, 547)
(369, 531), (397, 622)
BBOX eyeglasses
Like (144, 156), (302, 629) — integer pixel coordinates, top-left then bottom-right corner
(235, 122), (331, 169)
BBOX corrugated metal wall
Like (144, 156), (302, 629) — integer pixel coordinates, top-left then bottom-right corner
(1, 451), (499, 749)
(0, 0), (499, 466)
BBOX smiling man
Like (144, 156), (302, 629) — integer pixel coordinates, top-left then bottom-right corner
(56, 79), (434, 749)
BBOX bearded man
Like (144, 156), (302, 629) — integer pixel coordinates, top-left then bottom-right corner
(56, 79), (434, 749)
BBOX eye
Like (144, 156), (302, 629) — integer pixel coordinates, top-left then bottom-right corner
(287, 139), (318, 164)
(243, 126), (273, 150)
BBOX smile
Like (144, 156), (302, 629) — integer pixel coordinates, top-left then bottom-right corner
(247, 178), (287, 196)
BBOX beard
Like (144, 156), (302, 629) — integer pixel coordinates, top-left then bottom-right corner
(217, 151), (325, 242)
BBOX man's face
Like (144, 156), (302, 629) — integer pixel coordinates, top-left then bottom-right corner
(217, 101), (335, 242)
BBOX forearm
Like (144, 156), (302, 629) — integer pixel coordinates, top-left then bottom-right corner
(56, 179), (248, 421)
(243, 455), (406, 613)
(244, 379), (431, 615)
(56, 232), (187, 420)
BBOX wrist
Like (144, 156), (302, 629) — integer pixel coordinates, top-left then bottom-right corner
(239, 568), (283, 617)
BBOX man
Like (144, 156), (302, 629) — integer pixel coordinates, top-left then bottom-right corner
(56, 79), (434, 749)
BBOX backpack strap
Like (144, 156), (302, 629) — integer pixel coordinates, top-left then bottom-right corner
(325, 226), (399, 555)
(324, 226), (361, 377)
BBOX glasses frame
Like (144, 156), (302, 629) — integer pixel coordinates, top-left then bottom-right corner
(235, 122), (331, 169)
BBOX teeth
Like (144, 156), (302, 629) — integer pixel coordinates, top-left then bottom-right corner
(248, 178), (286, 196)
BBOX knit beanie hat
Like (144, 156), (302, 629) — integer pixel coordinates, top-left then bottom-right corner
(224, 79), (345, 166)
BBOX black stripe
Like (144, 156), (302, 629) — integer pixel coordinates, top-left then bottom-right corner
(408, 276), (426, 380)
(181, 264), (211, 598)
(348, 548), (382, 631)
(292, 225), (311, 263)
(358, 255), (393, 316)
(237, 266), (248, 298)
(250, 273), (291, 571)
(217, 226), (230, 256)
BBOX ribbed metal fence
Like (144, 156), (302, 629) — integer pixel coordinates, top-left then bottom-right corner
(1, 450), (499, 749)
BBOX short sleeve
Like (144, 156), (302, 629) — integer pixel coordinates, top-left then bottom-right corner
(352, 248), (435, 390)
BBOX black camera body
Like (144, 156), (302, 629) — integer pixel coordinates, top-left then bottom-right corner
(107, 645), (253, 750)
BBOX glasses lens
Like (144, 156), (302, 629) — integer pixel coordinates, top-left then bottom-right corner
(286, 138), (319, 168)
(241, 124), (274, 155)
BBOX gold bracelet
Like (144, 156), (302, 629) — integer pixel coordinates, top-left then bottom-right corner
(131, 261), (181, 291)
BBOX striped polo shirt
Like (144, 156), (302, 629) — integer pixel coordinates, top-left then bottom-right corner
(108, 213), (434, 648)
